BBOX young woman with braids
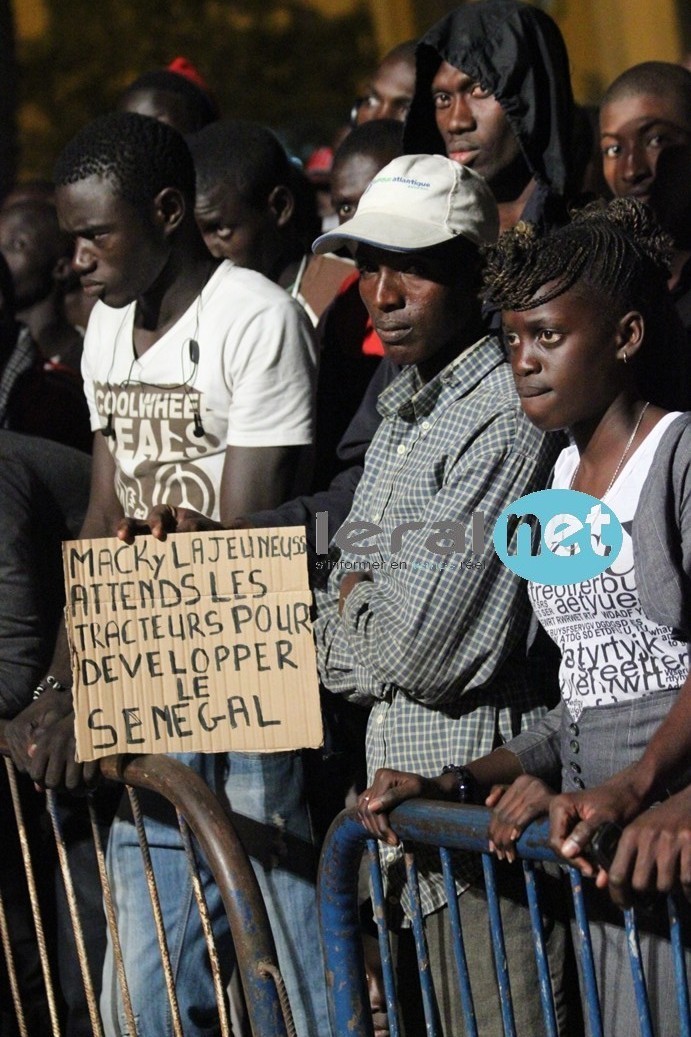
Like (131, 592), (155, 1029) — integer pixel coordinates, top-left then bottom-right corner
(357, 199), (691, 1035)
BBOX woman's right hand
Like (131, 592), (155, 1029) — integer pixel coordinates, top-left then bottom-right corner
(487, 775), (556, 861)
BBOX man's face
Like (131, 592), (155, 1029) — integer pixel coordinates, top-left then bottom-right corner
(55, 174), (169, 309)
(194, 183), (280, 277)
(600, 91), (691, 205)
(355, 57), (415, 125)
(355, 243), (473, 381)
(0, 206), (57, 309)
(430, 61), (522, 187)
(330, 154), (383, 224)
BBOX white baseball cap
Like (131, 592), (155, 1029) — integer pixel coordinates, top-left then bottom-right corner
(313, 153), (499, 255)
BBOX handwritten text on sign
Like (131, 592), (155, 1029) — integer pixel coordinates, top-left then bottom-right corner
(63, 529), (323, 761)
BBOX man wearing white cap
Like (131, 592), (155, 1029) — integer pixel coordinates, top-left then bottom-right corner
(313, 154), (566, 1035)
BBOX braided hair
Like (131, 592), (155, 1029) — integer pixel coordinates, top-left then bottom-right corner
(482, 199), (689, 410)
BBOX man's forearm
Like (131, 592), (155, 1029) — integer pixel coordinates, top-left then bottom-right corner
(44, 615), (73, 687)
(624, 671), (691, 804)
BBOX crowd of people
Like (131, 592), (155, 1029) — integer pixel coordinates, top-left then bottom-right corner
(0, 2), (690, 1035)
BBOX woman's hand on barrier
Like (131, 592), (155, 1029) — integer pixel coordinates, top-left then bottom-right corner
(598, 786), (691, 907)
(357, 768), (448, 846)
(549, 776), (648, 876)
(486, 775), (555, 861)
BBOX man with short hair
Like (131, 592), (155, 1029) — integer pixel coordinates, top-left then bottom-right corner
(353, 40), (417, 126)
(5, 111), (330, 1037)
(313, 119), (404, 486)
(312, 153), (565, 1035)
(330, 119), (404, 226)
(189, 119), (350, 324)
(599, 61), (691, 205)
(403, 0), (575, 233)
(0, 199), (84, 372)
(599, 62), (691, 341)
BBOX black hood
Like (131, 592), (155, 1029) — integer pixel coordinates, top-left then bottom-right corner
(403, 0), (574, 196)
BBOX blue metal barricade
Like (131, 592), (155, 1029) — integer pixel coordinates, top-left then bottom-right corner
(318, 801), (691, 1037)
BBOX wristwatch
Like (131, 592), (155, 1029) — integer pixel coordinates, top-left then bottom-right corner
(442, 764), (479, 804)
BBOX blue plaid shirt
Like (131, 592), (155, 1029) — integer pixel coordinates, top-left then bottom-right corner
(315, 335), (559, 916)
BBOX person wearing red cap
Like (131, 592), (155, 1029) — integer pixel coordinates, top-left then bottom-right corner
(118, 61), (218, 135)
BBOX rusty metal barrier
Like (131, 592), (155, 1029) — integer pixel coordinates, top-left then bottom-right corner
(0, 721), (294, 1037)
(318, 801), (691, 1037)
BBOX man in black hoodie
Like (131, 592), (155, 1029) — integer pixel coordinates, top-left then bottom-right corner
(403, 0), (575, 234)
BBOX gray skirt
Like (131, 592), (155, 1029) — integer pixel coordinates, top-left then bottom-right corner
(558, 688), (690, 1037)
(559, 686), (683, 793)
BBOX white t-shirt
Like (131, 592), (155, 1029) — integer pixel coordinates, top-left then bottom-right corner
(529, 412), (688, 721)
(82, 261), (317, 521)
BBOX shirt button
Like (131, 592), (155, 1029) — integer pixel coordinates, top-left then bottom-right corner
(376, 714), (385, 725)
(569, 761), (582, 774)
(385, 850), (397, 863)
(421, 420), (431, 431)
(569, 722), (579, 736)
(569, 739), (579, 754)
(573, 777), (585, 789)
(371, 512), (381, 522)
(396, 444), (406, 455)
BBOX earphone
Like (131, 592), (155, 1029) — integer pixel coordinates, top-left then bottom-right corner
(102, 290), (207, 441)
(187, 338), (205, 437)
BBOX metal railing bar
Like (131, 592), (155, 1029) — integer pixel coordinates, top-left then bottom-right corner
(440, 846), (478, 1037)
(568, 868), (603, 1037)
(366, 838), (400, 1037)
(668, 894), (691, 1037)
(127, 786), (184, 1037)
(45, 790), (104, 1037)
(318, 813), (374, 1036)
(87, 796), (138, 1037)
(522, 860), (559, 1037)
(3, 758), (62, 1037)
(481, 853), (517, 1037)
(404, 850), (441, 1036)
(0, 884), (29, 1037)
(255, 962), (297, 1037)
(177, 812), (232, 1037)
(623, 907), (654, 1037)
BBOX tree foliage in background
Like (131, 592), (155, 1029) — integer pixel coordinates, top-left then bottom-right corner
(17, 0), (378, 177)
(0, 0), (18, 196)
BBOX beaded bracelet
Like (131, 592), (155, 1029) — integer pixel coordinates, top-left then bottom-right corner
(32, 674), (69, 701)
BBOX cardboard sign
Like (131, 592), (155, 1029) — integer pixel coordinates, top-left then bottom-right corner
(63, 529), (323, 762)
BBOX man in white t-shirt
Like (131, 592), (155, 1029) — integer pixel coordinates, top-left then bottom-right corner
(5, 112), (331, 1037)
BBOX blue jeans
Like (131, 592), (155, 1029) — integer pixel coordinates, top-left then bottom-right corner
(101, 751), (333, 1037)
